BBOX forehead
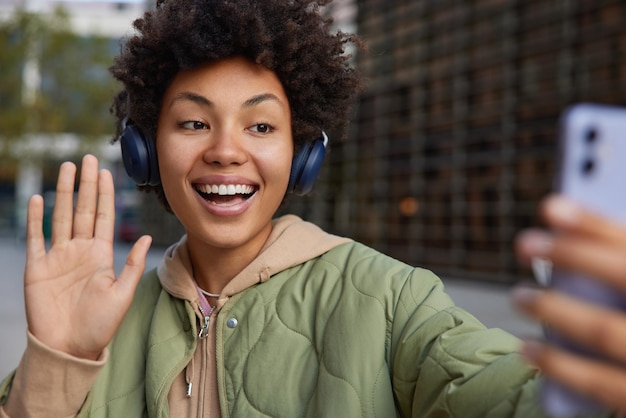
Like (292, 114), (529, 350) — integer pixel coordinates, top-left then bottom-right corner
(163, 57), (290, 111)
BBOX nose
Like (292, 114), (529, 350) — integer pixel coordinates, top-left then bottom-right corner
(202, 129), (248, 166)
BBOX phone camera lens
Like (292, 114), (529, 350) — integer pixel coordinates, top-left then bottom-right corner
(585, 128), (598, 143)
(581, 158), (595, 175)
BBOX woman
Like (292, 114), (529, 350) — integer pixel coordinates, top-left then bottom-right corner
(0, 0), (615, 417)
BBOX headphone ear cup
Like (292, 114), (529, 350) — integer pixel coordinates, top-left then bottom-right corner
(288, 138), (326, 196)
(120, 124), (160, 186)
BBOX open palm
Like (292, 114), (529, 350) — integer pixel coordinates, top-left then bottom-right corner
(24, 155), (151, 360)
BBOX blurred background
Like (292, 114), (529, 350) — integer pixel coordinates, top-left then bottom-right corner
(0, 0), (148, 245)
(1, 0), (625, 288)
(288, 0), (626, 285)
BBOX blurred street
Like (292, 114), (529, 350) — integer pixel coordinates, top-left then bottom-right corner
(0, 237), (541, 380)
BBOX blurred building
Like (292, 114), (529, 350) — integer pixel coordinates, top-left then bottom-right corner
(283, 0), (626, 284)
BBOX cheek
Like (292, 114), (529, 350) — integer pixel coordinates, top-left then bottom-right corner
(157, 151), (191, 222)
(156, 143), (192, 196)
(157, 134), (198, 175)
(259, 146), (293, 190)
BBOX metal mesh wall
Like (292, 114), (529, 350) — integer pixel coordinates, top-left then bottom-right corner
(283, 0), (626, 283)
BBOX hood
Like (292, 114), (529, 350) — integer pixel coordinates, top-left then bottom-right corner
(156, 214), (352, 309)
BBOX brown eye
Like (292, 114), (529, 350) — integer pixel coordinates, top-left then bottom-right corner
(251, 123), (273, 134)
(181, 121), (208, 130)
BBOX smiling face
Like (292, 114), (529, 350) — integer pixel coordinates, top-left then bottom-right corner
(156, 57), (293, 257)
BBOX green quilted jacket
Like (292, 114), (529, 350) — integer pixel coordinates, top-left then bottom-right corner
(50, 241), (546, 417)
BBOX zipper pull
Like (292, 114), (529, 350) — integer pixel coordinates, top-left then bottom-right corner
(198, 305), (214, 339)
(198, 315), (210, 339)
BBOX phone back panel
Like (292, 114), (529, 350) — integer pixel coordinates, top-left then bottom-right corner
(557, 103), (626, 223)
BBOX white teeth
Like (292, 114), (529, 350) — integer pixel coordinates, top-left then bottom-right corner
(197, 184), (255, 196)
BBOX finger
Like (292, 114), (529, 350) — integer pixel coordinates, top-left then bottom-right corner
(94, 169), (116, 243)
(73, 155), (99, 239)
(512, 286), (626, 364)
(522, 340), (626, 414)
(514, 229), (551, 264)
(516, 229), (626, 292)
(515, 195), (626, 285)
(541, 194), (626, 246)
(116, 235), (152, 298)
(51, 161), (77, 246)
(26, 195), (46, 260)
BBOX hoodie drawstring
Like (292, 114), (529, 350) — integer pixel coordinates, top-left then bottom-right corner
(185, 355), (195, 398)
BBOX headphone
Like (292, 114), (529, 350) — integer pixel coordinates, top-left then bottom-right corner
(119, 121), (327, 196)
(119, 118), (161, 187)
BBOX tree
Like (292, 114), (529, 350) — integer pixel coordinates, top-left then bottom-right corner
(0, 7), (121, 153)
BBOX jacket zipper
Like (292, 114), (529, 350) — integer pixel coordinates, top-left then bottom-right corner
(187, 304), (215, 401)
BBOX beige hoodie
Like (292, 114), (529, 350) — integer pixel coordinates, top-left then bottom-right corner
(1, 215), (350, 418)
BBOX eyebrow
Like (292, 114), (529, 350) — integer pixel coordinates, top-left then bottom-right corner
(169, 91), (285, 110)
(242, 93), (285, 109)
(169, 92), (212, 109)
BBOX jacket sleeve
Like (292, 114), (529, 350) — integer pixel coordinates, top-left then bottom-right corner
(0, 331), (106, 418)
(389, 268), (549, 418)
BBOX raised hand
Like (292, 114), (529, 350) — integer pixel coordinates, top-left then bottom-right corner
(24, 154), (152, 360)
(513, 195), (626, 413)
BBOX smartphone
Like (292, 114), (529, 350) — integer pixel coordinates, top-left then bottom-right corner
(543, 103), (626, 417)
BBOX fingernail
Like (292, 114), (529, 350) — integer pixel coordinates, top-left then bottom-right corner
(521, 340), (545, 362)
(546, 196), (580, 224)
(510, 286), (541, 307)
(531, 257), (553, 287)
(518, 230), (553, 256)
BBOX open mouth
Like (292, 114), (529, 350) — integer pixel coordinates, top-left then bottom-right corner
(194, 183), (257, 206)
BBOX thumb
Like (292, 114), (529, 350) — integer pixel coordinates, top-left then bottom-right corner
(116, 235), (153, 297)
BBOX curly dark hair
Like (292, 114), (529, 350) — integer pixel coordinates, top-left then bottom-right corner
(110, 0), (364, 211)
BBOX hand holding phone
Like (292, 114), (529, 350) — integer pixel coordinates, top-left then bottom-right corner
(543, 103), (626, 417)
